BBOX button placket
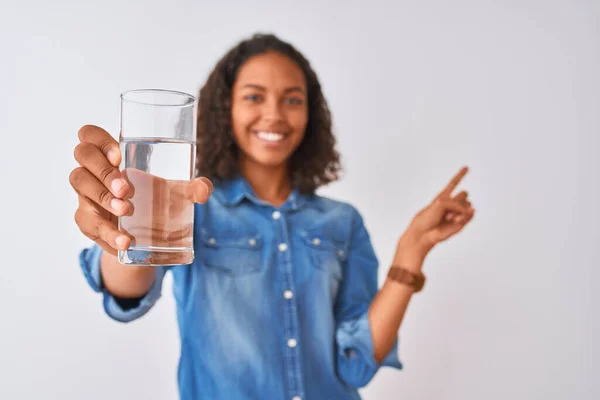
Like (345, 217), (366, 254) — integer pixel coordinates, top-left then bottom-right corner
(273, 210), (305, 399)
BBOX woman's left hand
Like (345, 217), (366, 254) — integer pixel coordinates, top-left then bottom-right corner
(398, 166), (476, 264)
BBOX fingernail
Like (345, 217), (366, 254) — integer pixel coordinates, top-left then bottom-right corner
(111, 198), (126, 212)
(116, 236), (127, 249)
(111, 179), (126, 195)
(107, 150), (119, 165)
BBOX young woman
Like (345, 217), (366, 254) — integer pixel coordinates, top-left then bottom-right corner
(71, 33), (475, 400)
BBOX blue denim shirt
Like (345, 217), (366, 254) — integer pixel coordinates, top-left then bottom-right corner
(79, 176), (402, 400)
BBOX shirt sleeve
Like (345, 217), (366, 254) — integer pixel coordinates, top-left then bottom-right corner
(79, 244), (169, 323)
(334, 207), (403, 388)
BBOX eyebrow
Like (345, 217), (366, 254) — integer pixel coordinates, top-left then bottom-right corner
(241, 84), (305, 94)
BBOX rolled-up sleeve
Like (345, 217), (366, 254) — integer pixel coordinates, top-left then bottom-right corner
(79, 244), (168, 323)
(334, 207), (403, 388)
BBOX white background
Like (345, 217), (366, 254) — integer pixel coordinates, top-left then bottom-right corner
(1, 0), (598, 399)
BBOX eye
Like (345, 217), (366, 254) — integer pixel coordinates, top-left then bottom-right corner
(244, 94), (262, 102)
(284, 97), (303, 105)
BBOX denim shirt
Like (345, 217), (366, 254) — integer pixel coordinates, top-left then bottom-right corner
(79, 176), (402, 400)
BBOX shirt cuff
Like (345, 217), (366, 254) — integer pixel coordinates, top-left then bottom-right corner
(79, 244), (167, 323)
(79, 244), (104, 293)
(336, 312), (403, 387)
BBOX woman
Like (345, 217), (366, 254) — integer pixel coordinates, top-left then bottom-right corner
(71, 33), (475, 400)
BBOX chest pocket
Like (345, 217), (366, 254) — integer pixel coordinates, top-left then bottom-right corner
(300, 230), (346, 282)
(199, 229), (263, 275)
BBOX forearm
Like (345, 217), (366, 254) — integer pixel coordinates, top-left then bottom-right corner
(100, 251), (157, 298)
(368, 235), (428, 363)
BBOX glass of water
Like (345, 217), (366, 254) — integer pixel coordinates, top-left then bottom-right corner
(118, 89), (197, 266)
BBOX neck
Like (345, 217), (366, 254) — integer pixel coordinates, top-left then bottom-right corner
(239, 156), (292, 207)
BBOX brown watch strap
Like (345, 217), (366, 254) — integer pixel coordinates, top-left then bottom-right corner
(387, 266), (426, 292)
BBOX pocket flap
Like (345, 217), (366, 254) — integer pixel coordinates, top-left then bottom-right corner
(200, 228), (263, 249)
(199, 229), (263, 275)
(299, 230), (347, 261)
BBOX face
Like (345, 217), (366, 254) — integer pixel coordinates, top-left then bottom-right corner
(231, 51), (308, 171)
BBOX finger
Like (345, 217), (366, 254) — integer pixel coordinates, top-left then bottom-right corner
(454, 191), (468, 202)
(428, 210), (475, 243)
(437, 166), (469, 199)
(435, 198), (471, 215)
(74, 142), (129, 198)
(454, 206), (476, 222)
(78, 125), (121, 167)
(446, 191), (468, 219)
(95, 238), (118, 256)
(188, 177), (213, 204)
(69, 167), (132, 216)
(120, 168), (140, 200)
(454, 209), (475, 224)
(75, 207), (131, 251)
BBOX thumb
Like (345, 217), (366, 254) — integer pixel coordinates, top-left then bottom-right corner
(188, 177), (213, 204)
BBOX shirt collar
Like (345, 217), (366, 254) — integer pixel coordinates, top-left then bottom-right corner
(213, 175), (320, 211)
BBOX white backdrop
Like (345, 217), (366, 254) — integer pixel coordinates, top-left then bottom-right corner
(1, 0), (598, 399)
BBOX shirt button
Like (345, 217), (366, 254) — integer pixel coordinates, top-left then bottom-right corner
(337, 249), (344, 257)
(287, 338), (297, 348)
(208, 238), (216, 245)
(248, 238), (257, 247)
(278, 243), (288, 252)
(312, 238), (321, 246)
(272, 211), (281, 220)
(292, 397), (302, 400)
(283, 290), (293, 299)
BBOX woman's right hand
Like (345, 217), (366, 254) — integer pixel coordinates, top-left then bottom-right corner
(70, 125), (213, 256)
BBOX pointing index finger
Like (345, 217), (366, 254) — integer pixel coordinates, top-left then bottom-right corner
(438, 166), (469, 199)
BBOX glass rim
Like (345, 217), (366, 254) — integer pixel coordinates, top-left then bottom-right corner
(120, 89), (197, 107)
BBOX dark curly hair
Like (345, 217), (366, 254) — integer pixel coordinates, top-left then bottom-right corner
(196, 33), (341, 194)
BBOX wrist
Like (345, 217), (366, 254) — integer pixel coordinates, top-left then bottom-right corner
(394, 233), (429, 272)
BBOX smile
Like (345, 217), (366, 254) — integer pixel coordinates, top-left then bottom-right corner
(253, 131), (288, 143)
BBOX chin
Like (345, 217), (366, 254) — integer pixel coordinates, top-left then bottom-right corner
(251, 154), (291, 169)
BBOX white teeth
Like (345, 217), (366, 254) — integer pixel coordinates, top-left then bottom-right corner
(256, 131), (285, 142)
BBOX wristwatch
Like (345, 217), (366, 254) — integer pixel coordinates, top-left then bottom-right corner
(387, 266), (426, 292)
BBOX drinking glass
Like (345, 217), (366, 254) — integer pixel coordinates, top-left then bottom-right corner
(118, 89), (196, 266)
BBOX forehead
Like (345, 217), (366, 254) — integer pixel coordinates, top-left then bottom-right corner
(234, 52), (306, 89)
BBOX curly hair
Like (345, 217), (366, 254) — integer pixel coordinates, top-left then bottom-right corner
(196, 33), (341, 194)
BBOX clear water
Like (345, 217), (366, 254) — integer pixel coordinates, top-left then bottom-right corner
(117, 138), (196, 266)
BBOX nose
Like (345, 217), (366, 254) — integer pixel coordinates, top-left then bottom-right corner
(261, 97), (283, 123)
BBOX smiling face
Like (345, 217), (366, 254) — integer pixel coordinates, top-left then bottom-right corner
(231, 51), (309, 171)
